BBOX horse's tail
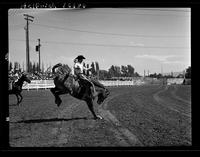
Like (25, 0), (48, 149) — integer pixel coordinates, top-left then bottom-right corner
(52, 63), (62, 74)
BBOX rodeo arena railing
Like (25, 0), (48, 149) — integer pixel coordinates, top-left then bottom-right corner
(22, 78), (186, 90)
(22, 79), (146, 90)
(22, 80), (54, 90)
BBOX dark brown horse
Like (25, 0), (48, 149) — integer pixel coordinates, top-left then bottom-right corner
(9, 73), (31, 105)
(50, 63), (110, 120)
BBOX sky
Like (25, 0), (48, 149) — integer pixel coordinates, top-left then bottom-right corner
(8, 8), (191, 75)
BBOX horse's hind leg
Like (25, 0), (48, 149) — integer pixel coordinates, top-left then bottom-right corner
(86, 99), (99, 119)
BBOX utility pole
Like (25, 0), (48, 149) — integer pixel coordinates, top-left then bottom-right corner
(161, 64), (165, 85)
(24, 14), (34, 72)
(36, 39), (41, 72)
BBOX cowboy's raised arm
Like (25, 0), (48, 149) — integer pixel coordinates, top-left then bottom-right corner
(83, 66), (92, 71)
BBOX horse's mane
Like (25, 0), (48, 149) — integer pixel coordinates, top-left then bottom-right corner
(52, 63), (72, 79)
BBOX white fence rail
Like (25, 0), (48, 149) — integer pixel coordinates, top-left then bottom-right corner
(22, 78), (185, 90)
(99, 80), (146, 86)
(22, 79), (146, 90)
(22, 80), (55, 90)
(167, 78), (184, 85)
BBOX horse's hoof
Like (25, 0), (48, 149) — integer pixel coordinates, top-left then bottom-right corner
(55, 100), (62, 107)
(94, 115), (103, 120)
(97, 100), (103, 105)
(57, 103), (61, 107)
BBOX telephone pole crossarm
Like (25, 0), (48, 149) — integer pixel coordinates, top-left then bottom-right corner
(24, 14), (34, 19)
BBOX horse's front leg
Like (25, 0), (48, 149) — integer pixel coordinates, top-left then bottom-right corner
(50, 87), (68, 107)
(18, 93), (23, 103)
(50, 87), (61, 107)
(15, 94), (20, 105)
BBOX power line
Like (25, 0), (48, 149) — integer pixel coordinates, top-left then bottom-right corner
(10, 38), (190, 49)
(42, 41), (190, 49)
(9, 24), (24, 27)
(9, 24), (25, 31)
(84, 9), (190, 17)
(9, 26), (24, 31)
(31, 23), (190, 38)
(134, 8), (190, 12)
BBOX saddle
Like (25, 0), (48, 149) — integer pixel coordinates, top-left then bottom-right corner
(73, 75), (96, 98)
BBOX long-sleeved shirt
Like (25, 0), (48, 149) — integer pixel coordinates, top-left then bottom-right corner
(74, 62), (88, 75)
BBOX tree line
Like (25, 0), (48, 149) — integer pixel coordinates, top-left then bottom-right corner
(9, 61), (191, 79)
(148, 66), (191, 79)
(89, 63), (140, 80)
(9, 61), (45, 73)
(185, 66), (191, 78)
(9, 61), (140, 79)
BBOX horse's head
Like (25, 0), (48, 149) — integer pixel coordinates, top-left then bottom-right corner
(53, 63), (71, 74)
(21, 73), (31, 83)
(53, 64), (71, 81)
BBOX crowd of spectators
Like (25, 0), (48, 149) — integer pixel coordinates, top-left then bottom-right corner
(8, 70), (54, 80)
(8, 70), (143, 81)
(30, 72), (54, 80)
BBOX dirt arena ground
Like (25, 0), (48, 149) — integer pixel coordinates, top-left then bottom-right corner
(9, 84), (191, 147)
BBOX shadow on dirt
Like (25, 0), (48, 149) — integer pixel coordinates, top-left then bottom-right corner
(14, 117), (90, 124)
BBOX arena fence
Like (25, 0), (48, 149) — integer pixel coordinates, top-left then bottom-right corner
(99, 80), (146, 86)
(22, 80), (54, 90)
(21, 78), (185, 90)
(167, 78), (184, 85)
(22, 79), (148, 90)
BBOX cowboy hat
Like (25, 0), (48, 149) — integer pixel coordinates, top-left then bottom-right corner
(75, 55), (86, 60)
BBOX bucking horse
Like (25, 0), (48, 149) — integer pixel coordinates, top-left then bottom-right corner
(8, 73), (31, 105)
(50, 63), (110, 120)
